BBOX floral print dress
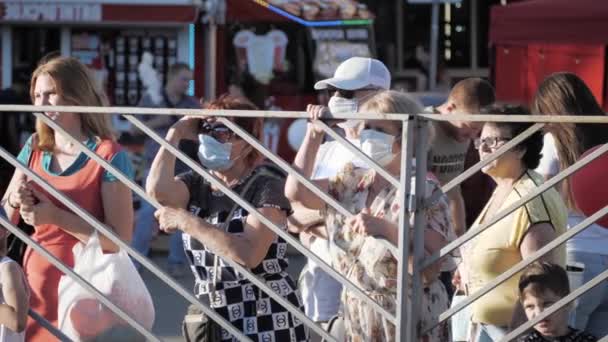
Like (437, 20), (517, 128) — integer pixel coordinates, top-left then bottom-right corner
(323, 163), (452, 342)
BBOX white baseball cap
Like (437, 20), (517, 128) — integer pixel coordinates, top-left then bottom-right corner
(314, 57), (391, 91)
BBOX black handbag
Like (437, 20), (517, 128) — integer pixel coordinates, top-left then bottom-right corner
(182, 303), (222, 342)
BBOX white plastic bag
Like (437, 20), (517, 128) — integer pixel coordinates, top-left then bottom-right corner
(57, 232), (155, 341)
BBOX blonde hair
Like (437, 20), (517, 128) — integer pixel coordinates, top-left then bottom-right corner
(360, 90), (435, 147)
(30, 57), (115, 151)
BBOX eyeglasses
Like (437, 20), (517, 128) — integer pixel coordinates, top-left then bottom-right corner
(474, 136), (513, 150)
(200, 124), (235, 142)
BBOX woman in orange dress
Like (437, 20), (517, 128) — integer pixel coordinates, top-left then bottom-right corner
(1, 57), (134, 341)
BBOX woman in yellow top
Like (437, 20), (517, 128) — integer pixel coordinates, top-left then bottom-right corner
(459, 105), (568, 342)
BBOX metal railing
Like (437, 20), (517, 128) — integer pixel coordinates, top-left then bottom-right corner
(0, 104), (607, 342)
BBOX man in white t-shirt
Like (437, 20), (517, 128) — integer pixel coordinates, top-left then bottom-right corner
(287, 57), (390, 338)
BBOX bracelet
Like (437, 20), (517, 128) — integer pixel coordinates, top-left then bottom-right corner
(7, 193), (19, 209)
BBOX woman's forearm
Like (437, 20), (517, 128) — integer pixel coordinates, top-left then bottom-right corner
(146, 130), (181, 202)
(182, 214), (260, 269)
(285, 127), (324, 201)
(54, 209), (124, 252)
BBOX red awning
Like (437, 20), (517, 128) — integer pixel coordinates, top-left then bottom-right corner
(490, 0), (608, 44)
(226, 0), (289, 23)
(0, 1), (198, 25)
(102, 4), (198, 24)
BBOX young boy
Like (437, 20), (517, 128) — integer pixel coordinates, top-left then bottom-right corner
(518, 262), (597, 342)
(0, 206), (29, 342)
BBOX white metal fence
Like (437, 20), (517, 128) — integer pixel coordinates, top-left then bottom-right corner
(0, 104), (607, 342)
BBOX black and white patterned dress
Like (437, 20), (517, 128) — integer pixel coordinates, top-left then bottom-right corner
(518, 328), (597, 342)
(178, 165), (309, 342)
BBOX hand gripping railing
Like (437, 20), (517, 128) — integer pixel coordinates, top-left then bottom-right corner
(0, 148), (249, 340)
(33, 113), (330, 341)
(124, 114), (398, 326)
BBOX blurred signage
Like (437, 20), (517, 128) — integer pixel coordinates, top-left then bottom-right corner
(407, 0), (461, 3)
(0, 2), (102, 22)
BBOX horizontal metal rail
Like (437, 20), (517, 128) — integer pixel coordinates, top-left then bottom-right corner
(437, 123), (545, 196)
(427, 202), (608, 332)
(124, 115), (397, 325)
(501, 267), (608, 342)
(423, 142), (608, 270)
(31, 113), (252, 341)
(29, 309), (73, 342)
(3, 105), (608, 123)
(217, 117), (399, 256)
(0, 215), (160, 342)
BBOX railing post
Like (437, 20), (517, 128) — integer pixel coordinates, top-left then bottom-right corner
(396, 117), (415, 341)
(407, 116), (430, 341)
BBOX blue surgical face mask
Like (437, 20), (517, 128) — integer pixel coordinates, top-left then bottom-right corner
(360, 129), (395, 166)
(197, 134), (233, 171)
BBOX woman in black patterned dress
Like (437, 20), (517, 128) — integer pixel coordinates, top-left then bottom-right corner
(147, 94), (308, 342)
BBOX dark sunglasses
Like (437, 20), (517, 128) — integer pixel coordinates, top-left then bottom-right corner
(326, 87), (379, 99)
(200, 123), (235, 142)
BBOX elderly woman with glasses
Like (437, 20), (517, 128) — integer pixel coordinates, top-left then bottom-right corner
(456, 105), (568, 342)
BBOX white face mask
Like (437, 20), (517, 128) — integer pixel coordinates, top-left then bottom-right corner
(328, 96), (364, 130)
(328, 96), (358, 115)
(360, 129), (395, 166)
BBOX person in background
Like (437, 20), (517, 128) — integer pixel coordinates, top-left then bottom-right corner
(286, 90), (453, 341)
(131, 62), (199, 276)
(0, 56), (134, 341)
(531, 72), (608, 338)
(147, 94), (308, 342)
(0, 207), (29, 342)
(429, 78), (495, 237)
(517, 262), (597, 342)
(457, 105), (567, 342)
(428, 78), (495, 299)
(287, 57), (390, 337)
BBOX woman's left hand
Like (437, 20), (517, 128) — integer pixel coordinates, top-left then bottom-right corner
(346, 208), (393, 238)
(19, 186), (58, 226)
(154, 207), (189, 234)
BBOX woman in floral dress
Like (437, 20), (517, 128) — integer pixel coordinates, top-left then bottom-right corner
(286, 90), (453, 341)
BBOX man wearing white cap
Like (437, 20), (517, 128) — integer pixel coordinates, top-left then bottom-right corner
(287, 57), (390, 340)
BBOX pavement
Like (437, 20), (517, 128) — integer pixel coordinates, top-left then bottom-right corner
(140, 235), (308, 341)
